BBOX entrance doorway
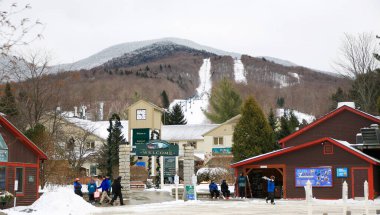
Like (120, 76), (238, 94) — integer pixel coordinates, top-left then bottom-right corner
(244, 165), (285, 199)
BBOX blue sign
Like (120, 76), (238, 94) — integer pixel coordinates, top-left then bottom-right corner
(295, 167), (332, 187)
(212, 147), (232, 155)
(185, 185), (195, 200)
(136, 161), (146, 167)
(336, 168), (348, 178)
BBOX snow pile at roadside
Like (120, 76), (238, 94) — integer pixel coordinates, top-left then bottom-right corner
(5, 187), (99, 215)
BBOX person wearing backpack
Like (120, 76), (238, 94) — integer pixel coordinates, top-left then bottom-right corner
(87, 178), (97, 204)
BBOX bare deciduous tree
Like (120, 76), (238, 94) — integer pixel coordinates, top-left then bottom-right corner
(55, 126), (99, 175)
(334, 33), (379, 78)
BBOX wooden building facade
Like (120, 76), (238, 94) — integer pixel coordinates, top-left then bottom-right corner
(231, 105), (380, 200)
(0, 115), (47, 206)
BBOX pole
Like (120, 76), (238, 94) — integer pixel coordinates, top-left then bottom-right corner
(174, 175), (179, 201)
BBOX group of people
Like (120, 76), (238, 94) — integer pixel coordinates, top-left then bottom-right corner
(209, 180), (231, 199)
(209, 173), (276, 204)
(73, 175), (124, 206)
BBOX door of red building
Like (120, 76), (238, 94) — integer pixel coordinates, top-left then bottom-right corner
(351, 168), (368, 199)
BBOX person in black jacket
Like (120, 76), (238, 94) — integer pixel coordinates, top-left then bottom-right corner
(110, 176), (124, 206)
(221, 180), (230, 199)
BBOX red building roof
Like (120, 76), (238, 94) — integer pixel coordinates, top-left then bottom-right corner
(0, 115), (48, 160)
(231, 137), (380, 168)
(278, 105), (380, 145)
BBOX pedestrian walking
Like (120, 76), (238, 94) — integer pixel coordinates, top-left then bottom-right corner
(98, 176), (112, 204)
(110, 176), (124, 206)
(73, 178), (83, 197)
(264, 175), (276, 205)
(237, 173), (246, 198)
(221, 179), (230, 199)
(87, 177), (97, 203)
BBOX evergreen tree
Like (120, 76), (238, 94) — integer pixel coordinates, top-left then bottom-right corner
(330, 87), (348, 110)
(204, 78), (242, 123)
(268, 108), (277, 131)
(98, 113), (125, 179)
(0, 82), (18, 116)
(276, 112), (291, 140)
(377, 96), (380, 114)
(288, 110), (300, 131)
(232, 96), (277, 162)
(276, 97), (285, 108)
(165, 104), (187, 125)
(161, 90), (170, 109)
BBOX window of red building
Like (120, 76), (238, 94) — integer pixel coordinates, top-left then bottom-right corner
(323, 143), (334, 155)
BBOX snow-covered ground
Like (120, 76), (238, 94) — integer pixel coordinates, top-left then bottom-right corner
(233, 59), (247, 84)
(276, 108), (315, 124)
(170, 59), (212, 124)
(4, 185), (380, 215)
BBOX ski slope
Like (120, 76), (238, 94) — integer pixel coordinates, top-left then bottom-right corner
(233, 59), (247, 84)
(170, 59), (212, 124)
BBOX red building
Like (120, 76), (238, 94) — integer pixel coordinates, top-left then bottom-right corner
(231, 105), (380, 200)
(0, 115), (47, 206)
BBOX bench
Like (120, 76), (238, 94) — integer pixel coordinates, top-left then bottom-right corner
(130, 181), (145, 189)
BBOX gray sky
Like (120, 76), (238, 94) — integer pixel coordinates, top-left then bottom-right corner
(9, 0), (380, 71)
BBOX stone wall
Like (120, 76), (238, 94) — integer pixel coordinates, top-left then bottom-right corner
(119, 144), (131, 198)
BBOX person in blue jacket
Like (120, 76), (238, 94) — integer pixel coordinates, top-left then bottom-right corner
(266, 176), (276, 205)
(98, 176), (112, 204)
(73, 178), (83, 197)
(87, 178), (97, 203)
(209, 180), (220, 199)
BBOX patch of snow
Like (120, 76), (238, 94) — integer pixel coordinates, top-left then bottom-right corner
(273, 73), (291, 88)
(161, 124), (218, 141)
(288, 72), (300, 83)
(63, 113), (129, 141)
(5, 187), (99, 215)
(233, 59), (247, 84)
(276, 108), (315, 124)
(170, 59), (212, 124)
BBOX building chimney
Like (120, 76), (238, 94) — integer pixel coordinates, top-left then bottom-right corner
(99, 102), (104, 121)
(337, 102), (355, 109)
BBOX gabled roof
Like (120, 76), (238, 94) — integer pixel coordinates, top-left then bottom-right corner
(202, 114), (241, 136)
(278, 105), (380, 144)
(231, 137), (380, 168)
(162, 124), (218, 141)
(0, 115), (48, 160)
(126, 99), (164, 112)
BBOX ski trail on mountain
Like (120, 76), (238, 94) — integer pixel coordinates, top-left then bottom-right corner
(233, 59), (247, 84)
(170, 58), (212, 124)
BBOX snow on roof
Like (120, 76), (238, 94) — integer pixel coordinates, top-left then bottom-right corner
(332, 138), (380, 164)
(231, 147), (292, 166)
(162, 124), (218, 141)
(63, 113), (129, 141)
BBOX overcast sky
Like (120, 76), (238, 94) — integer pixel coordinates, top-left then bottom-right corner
(8, 0), (380, 72)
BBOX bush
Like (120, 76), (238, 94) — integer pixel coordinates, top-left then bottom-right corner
(196, 167), (230, 184)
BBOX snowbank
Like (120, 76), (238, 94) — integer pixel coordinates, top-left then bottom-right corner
(5, 187), (99, 215)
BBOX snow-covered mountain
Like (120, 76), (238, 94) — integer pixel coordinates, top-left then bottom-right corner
(53, 37), (312, 71)
(56, 38), (241, 71)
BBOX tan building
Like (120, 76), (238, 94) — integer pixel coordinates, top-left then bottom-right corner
(202, 115), (240, 156)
